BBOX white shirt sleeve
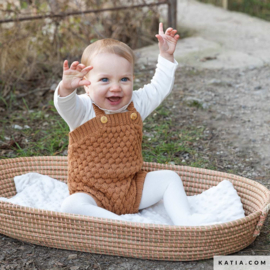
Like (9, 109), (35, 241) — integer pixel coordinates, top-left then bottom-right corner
(53, 85), (95, 131)
(133, 54), (178, 121)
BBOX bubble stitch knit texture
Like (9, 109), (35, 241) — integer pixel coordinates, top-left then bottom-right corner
(67, 101), (147, 215)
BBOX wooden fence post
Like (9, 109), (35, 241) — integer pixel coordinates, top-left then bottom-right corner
(222, 0), (228, 9)
(167, 0), (177, 29)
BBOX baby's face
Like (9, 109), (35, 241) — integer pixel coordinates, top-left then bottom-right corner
(84, 53), (134, 110)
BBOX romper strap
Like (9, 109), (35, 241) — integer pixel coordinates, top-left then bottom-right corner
(92, 103), (105, 117)
(127, 101), (135, 111)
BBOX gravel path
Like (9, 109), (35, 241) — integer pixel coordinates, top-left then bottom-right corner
(178, 65), (270, 177)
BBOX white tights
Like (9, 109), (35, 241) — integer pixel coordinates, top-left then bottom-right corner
(61, 170), (193, 225)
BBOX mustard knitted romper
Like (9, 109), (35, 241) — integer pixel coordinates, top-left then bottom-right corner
(67, 101), (147, 215)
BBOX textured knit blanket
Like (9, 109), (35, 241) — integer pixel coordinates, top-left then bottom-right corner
(0, 173), (245, 226)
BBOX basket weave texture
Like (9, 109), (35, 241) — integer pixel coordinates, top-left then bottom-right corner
(0, 156), (269, 261)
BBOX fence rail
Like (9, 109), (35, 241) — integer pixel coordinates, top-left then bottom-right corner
(0, 0), (177, 29)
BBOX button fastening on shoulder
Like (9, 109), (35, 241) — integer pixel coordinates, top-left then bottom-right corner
(100, 116), (108, 124)
(130, 113), (137, 120)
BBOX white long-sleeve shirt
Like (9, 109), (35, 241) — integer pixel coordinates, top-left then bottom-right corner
(54, 54), (178, 131)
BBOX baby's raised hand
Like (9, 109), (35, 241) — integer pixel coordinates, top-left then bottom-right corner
(155, 22), (180, 57)
(61, 60), (93, 93)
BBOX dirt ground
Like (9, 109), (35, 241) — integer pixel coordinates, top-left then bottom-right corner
(0, 62), (269, 269)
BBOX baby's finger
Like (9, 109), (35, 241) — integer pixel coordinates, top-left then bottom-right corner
(159, 22), (164, 35)
(78, 79), (91, 87)
(63, 60), (69, 71)
(165, 27), (173, 35)
(76, 64), (85, 71)
(81, 66), (93, 75)
(70, 61), (79, 70)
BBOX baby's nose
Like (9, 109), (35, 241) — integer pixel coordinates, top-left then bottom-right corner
(110, 85), (122, 91)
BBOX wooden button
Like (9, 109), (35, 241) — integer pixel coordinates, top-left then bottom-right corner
(100, 116), (108, 123)
(130, 113), (137, 120)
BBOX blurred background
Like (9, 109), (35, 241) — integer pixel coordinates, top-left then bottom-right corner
(0, 0), (162, 108)
(1, 0), (269, 108)
(201, 0), (270, 20)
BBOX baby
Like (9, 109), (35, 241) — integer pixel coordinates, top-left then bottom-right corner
(54, 22), (205, 225)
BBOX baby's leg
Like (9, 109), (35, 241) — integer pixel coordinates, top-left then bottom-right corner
(139, 170), (192, 225)
(61, 192), (125, 221)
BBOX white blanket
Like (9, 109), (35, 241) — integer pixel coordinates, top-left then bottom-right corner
(0, 173), (245, 225)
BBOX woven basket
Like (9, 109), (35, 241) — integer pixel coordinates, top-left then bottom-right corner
(0, 156), (269, 261)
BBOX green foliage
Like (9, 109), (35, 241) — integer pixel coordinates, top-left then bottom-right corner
(188, 100), (203, 109)
(199, 0), (270, 21)
(230, 0), (270, 20)
(20, 1), (28, 9)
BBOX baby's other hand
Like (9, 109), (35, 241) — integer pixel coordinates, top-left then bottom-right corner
(61, 60), (93, 93)
(155, 22), (180, 57)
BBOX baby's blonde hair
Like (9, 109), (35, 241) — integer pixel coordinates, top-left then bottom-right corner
(81, 38), (135, 77)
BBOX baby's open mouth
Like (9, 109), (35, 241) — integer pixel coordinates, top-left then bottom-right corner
(107, 97), (121, 102)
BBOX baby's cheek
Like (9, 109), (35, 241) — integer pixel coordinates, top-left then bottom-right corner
(92, 87), (107, 99)
(126, 88), (133, 97)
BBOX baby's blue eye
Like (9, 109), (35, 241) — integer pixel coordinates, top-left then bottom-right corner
(100, 77), (129, 82)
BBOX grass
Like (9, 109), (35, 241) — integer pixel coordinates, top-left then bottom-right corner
(0, 100), (69, 159)
(198, 0), (270, 21)
(187, 100), (204, 109)
(0, 97), (215, 170)
(142, 105), (215, 169)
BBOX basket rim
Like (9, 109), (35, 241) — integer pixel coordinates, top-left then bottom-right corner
(0, 199), (263, 231)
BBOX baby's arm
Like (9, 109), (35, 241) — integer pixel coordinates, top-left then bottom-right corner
(133, 55), (178, 120)
(133, 22), (179, 120)
(54, 61), (93, 131)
